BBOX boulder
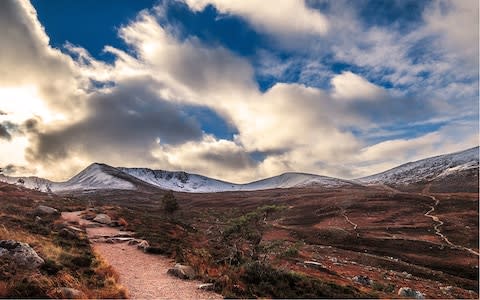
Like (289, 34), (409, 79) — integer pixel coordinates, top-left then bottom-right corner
(34, 205), (58, 215)
(353, 275), (373, 285)
(56, 287), (84, 299)
(398, 287), (425, 299)
(167, 263), (195, 280)
(93, 214), (111, 225)
(0, 240), (44, 269)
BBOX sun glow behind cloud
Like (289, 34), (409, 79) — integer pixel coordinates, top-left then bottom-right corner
(0, 85), (65, 123)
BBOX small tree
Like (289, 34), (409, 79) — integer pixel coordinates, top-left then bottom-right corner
(162, 191), (179, 213)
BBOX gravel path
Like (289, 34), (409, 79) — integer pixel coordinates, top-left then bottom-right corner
(62, 211), (222, 299)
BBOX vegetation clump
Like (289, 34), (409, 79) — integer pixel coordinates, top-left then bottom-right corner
(162, 191), (179, 214)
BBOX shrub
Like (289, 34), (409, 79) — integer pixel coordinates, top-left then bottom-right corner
(162, 191), (179, 214)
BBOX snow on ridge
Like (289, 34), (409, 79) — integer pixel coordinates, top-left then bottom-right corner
(119, 168), (356, 193)
(358, 146), (479, 185)
(0, 163), (135, 192)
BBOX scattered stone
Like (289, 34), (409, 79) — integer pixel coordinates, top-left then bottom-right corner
(167, 263), (196, 280)
(197, 283), (214, 291)
(93, 214), (112, 225)
(56, 287), (84, 299)
(115, 231), (135, 237)
(0, 240), (44, 269)
(398, 287), (425, 299)
(440, 286), (453, 293)
(67, 225), (84, 233)
(34, 205), (58, 215)
(329, 257), (338, 263)
(400, 271), (413, 279)
(353, 275), (373, 286)
(137, 240), (150, 251)
(105, 237), (134, 244)
(304, 260), (327, 270)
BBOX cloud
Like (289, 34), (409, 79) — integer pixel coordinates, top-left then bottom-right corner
(0, 123), (12, 140)
(0, 0), (87, 118)
(183, 0), (329, 39)
(26, 78), (205, 177)
(0, 0), (477, 183)
(332, 71), (386, 101)
(152, 135), (257, 182)
(423, 0), (479, 65)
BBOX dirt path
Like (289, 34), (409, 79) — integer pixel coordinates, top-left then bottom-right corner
(61, 211), (222, 299)
(339, 208), (360, 238)
(422, 195), (479, 256)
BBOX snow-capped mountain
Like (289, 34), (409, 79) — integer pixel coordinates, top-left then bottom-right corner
(358, 146), (479, 185)
(0, 163), (140, 193)
(1, 147), (477, 193)
(119, 168), (358, 193)
(0, 174), (55, 192)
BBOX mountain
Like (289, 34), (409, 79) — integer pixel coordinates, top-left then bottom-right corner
(1, 147), (478, 193)
(357, 147), (479, 190)
(119, 168), (358, 193)
(0, 174), (55, 192)
(0, 163), (150, 193)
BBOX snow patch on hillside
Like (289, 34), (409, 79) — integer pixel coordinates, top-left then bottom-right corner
(119, 168), (356, 193)
(358, 147), (479, 185)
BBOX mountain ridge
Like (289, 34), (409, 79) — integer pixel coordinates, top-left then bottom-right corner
(1, 146), (478, 193)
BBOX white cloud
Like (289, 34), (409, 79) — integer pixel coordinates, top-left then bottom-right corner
(183, 0), (329, 38)
(332, 71), (386, 101)
(423, 0), (479, 65)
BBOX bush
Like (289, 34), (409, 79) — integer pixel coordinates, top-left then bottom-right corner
(162, 191), (179, 214)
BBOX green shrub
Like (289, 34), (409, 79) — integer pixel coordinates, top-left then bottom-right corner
(162, 191), (179, 213)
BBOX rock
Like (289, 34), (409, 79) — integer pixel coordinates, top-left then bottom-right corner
(67, 226), (84, 233)
(34, 216), (43, 223)
(137, 240), (150, 251)
(0, 240), (44, 269)
(304, 261), (327, 270)
(197, 283), (214, 291)
(34, 205), (58, 215)
(353, 275), (373, 285)
(167, 263), (195, 280)
(398, 287), (425, 299)
(440, 286), (454, 293)
(105, 237), (134, 244)
(93, 214), (111, 225)
(115, 231), (135, 237)
(400, 271), (413, 279)
(56, 287), (84, 299)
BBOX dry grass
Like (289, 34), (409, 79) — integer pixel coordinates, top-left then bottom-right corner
(0, 183), (129, 298)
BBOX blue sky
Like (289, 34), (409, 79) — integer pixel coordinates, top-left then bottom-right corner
(0, 0), (478, 181)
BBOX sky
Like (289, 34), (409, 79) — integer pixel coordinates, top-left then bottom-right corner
(0, 0), (478, 183)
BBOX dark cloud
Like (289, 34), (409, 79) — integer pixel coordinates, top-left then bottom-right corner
(200, 149), (256, 170)
(0, 123), (12, 140)
(26, 78), (204, 166)
(0, 121), (19, 141)
(0, 164), (32, 175)
(346, 94), (435, 124)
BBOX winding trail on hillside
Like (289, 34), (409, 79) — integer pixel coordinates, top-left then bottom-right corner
(61, 211), (221, 299)
(421, 192), (479, 257)
(337, 207), (359, 237)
